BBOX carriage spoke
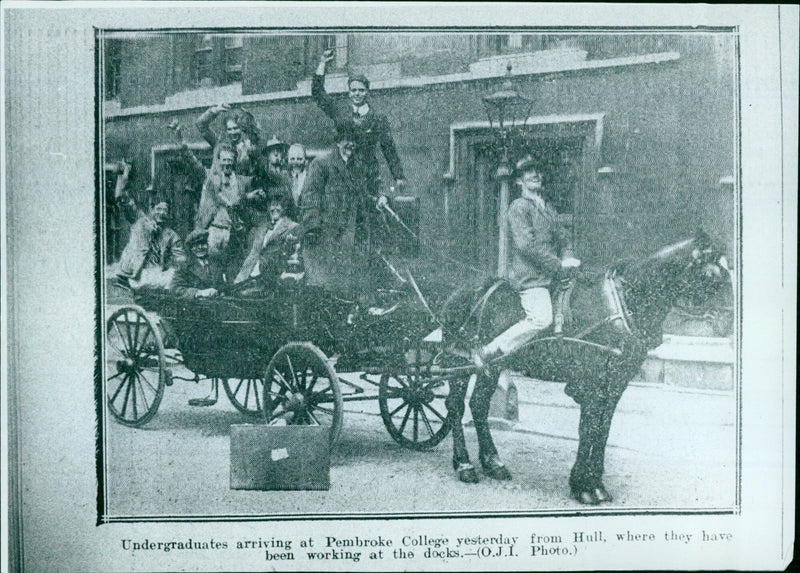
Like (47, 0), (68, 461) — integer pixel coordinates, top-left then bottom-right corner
(233, 378), (245, 396)
(382, 387), (405, 399)
(243, 379), (251, 409)
(131, 315), (142, 355)
(413, 406), (419, 441)
(107, 370), (124, 382)
(134, 373), (151, 412)
(252, 380), (262, 411)
(112, 321), (132, 355)
(268, 403), (290, 421)
(134, 329), (153, 360)
(130, 373), (139, 419)
(392, 375), (411, 389)
(306, 373), (319, 394)
(120, 374), (133, 418)
(107, 335), (127, 357)
(285, 355), (300, 389)
(125, 312), (139, 353)
(109, 372), (129, 404)
(138, 371), (158, 393)
(418, 406), (435, 438)
(389, 400), (409, 417)
(313, 405), (335, 416)
(271, 369), (293, 392)
(307, 409), (321, 426)
(397, 404), (412, 434)
(421, 401), (447, 423)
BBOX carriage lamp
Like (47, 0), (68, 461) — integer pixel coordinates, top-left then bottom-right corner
(482, 63), (533, 275)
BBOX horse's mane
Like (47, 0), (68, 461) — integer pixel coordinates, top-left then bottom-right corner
(608, 238), (696, 283)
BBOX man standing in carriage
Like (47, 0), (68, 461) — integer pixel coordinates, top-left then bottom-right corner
(313, 49), (407, 200)
(471, 154), (581, 370)
(300, 121), (392, 310)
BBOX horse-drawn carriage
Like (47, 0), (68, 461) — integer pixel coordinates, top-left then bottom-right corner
(104, 277), (462, 450)
(104, 231), (731, 504)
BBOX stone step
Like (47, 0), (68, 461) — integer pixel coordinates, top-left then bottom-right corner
(637, 335), (734, 391)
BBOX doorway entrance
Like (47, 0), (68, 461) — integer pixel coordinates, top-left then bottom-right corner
(446, 114), (602, 275)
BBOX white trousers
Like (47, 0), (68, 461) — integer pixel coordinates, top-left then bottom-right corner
(483, 287), (553, 355)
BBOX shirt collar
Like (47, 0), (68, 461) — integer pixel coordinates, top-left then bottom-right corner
(352, 103), (370, 116)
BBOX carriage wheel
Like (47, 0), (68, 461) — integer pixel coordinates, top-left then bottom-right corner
(263, 343), (343, 447)
(221, 377), (265, 418)
(105, 306), (166, 427)
(379, 350), (452, 451)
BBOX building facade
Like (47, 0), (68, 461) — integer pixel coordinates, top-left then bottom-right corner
(102, 31), (737, 303)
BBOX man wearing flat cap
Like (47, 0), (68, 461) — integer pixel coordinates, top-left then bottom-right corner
(472, 155), (581, 369)
(314, 49), (406, 203)
(170, 228), (227, 299)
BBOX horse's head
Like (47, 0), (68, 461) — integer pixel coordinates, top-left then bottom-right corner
(680, 230), (732, 307)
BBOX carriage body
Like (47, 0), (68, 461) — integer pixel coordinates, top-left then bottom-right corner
(105, 283), (452, 450)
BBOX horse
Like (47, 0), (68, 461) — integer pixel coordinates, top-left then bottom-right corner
(439, 231), (731, 505)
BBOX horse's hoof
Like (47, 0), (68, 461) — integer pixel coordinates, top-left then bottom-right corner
(480, 456), (512, 481)
(593, 486), (613, 503)
(456, 463), (480, 484)
(572, 490), (601, 505)
(484, 464), (512, 481)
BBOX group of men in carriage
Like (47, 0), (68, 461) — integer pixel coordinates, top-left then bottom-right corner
(112, 48), (581, 368)
(113, 49), (408, 312)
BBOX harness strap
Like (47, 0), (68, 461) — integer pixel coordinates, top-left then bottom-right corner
(570, 274), (632, 340)
(464, 280), (507, 341)
(608, 272), (634, 335)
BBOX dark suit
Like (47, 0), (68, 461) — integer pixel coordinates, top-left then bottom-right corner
(312, 74), (405, 193)
(170, 255), (227, 299)
(301, 149), (376, 298)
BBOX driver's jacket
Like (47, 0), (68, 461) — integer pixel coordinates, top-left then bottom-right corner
(506, 194), (573, 291)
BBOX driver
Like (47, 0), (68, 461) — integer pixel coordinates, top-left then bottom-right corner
(473, 155), (581, 369)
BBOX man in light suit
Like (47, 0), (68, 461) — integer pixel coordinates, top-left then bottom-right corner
(234, 194), (300, 289)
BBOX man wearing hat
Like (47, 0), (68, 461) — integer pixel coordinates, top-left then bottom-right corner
(472, 155), (581, 369)
(250, 135), (296, 224)
(314, 49), (406, 200)
(170, 228), (227, 299)
(301, 121), (381, 302)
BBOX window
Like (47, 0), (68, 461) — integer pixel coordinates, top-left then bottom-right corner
(193, 34), (214, 86)
(223, 35), (243, 83)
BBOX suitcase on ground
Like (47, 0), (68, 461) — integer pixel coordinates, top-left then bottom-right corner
(230, 424), (330, 491)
